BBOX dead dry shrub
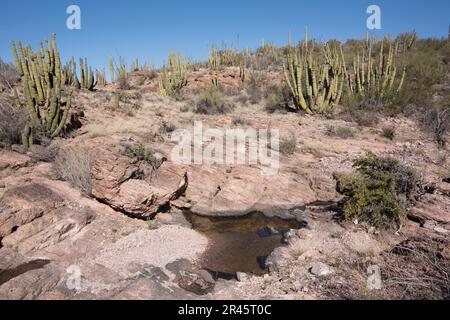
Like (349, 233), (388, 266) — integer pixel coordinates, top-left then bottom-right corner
(53, 145), (92, 195)
(383, 238), (450, 299)
(195, 86), (234, 115)
(0, 59), (19, 90)
(423, 105), (450, 147)
(0, 98), (27, 148)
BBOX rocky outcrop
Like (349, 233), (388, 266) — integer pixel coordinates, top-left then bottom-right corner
(2, 207), (94, 255)
(90, 145), (187, 219)
(183, 165), (324, 218)
(0, 184), (64, 238)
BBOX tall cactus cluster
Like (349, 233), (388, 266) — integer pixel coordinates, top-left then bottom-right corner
(109, 57), (128, 84)
(283, 33), (346, 114)
(130, 58), (140, 72)
(157, 51), (188, 96)
(60, 56), (97, 91)
(96, 69), (107, 86)
(209, 45), (220, 87)
(11, 33), (72, 150)
(78, 58), (96, 90)
(348, 36), (406, 100)
(239, 60), (246, 84)
(117, 57), (128, 81)
(62, 57), (79, 88)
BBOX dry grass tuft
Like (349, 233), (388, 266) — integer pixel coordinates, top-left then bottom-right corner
(53, 145), (92, 195)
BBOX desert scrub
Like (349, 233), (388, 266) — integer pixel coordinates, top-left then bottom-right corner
(381, 127), (396, 140)
(0, 58), (19, 90)
(232, 116), (250, 126)
(53, 145), (92, 195)
(123, 142), (163, 170)
(423, 105), (450, 147)
(264, 85), (289, 113)
(325, 125), (355, 139)
(194, 85), (234, 115)
(279, 136), (297, 155)
(0, 98), (28, 148)
(334, 152), (422, 230)
(159, 120), (176, 134)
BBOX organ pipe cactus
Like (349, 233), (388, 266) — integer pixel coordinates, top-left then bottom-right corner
(348, 36), (406, 100)
(239, 61), (246, 84)
(157, 51), (188, 96)
(209, 45), (220, 87)
(283, 32), (346, 114)
(109, 57), (115, 82)
(96, 69), (107, 86)
(79, 57), (96, 90)
(11, 34), (72, 150)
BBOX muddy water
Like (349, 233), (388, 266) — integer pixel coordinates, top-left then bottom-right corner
(185, 212), (303, 276)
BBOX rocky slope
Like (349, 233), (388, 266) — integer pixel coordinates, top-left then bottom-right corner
(0, 70), (449, 299)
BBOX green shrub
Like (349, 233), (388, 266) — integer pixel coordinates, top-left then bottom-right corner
(123, 142), (162, 170)
(334, 153), (422, 229)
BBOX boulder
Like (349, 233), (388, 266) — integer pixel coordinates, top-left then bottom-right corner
(90, 145), (187, 219)
(266, 247), (292, 273)
(309, 262), (335, 277)
(185, 165), (318, 217)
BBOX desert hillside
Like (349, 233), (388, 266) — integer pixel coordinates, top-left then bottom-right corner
(0, 31), (449, 300)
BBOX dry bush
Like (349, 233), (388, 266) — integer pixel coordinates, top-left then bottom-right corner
(279, 136), (297, 155)
(381, 127), (396, 140)
(159, 119), (176, 134)
(53, 145), (92, 195)
(264, 85), (290, 113)
(194, 86), (234, 115)
(383, 238), (450, 299)
(423, 105), (450, 147)
(232, 115), (250, 126)
(0, 97), (27, 148)
(117, 73), (130, 90)
(325, 125), (356, 139)
(0, 59), (19, 90)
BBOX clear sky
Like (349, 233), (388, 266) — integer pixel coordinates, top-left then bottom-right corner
(0, 0), (449, 71)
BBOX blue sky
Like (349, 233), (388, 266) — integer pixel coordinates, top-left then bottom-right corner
(0, 0), (449, 72)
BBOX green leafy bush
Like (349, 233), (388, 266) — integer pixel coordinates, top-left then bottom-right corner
(123, 142), (162, 170)
(334, 153), (422, 229)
